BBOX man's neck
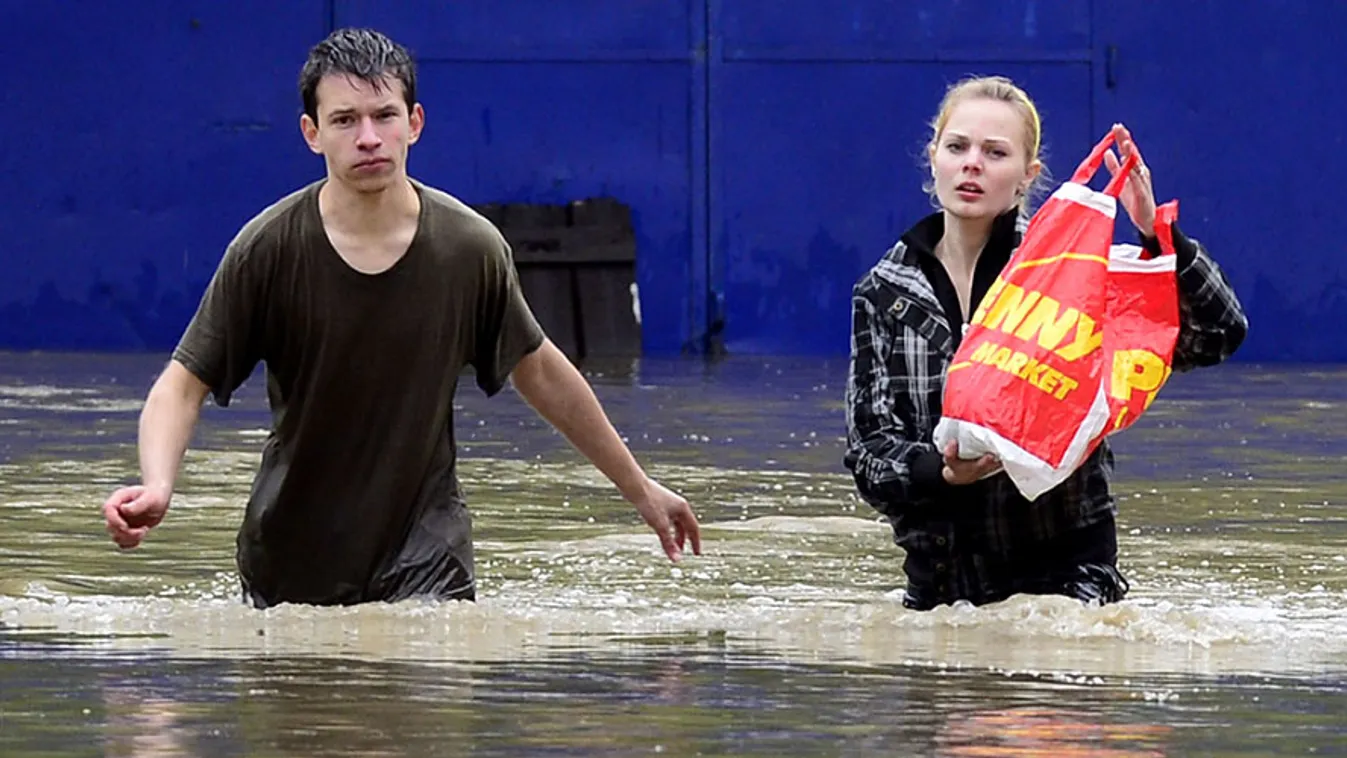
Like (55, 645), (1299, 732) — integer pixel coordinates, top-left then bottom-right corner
(318, 176), (419, 238)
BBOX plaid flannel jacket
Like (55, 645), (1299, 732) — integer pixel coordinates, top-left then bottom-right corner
(844, 217), (1248, 583)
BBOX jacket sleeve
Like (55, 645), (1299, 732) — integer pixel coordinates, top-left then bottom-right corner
(843, 285), (951, 517)
(1159, 226), (1249, 372)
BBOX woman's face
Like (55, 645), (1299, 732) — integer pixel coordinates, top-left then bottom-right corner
(930, 97), (1039, 220)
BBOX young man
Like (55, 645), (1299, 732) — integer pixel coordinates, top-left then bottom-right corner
(100, 28), (701, 608)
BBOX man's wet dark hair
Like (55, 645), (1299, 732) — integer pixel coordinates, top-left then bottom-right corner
(299, 28), (417, 121)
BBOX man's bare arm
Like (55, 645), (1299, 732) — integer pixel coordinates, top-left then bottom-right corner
(102, 360), (210, 548)
(140, 360), (211, 495)
(509, 339), (701, 561)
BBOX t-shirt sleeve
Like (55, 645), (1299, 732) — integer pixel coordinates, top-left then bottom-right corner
(171, 242), (264, 407)
(471, 239), (546, 396)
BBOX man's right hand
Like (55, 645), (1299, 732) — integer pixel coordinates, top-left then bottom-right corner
(102, 485), (171, 549)
(941, 441), (1003, 485)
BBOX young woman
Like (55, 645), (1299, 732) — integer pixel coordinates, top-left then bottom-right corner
(843, 76), (1248, 610)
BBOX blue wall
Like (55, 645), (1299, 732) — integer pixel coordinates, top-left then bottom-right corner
(3, 1), (1344, 361)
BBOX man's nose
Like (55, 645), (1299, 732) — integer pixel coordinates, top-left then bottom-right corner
(356, 117), (381, 148)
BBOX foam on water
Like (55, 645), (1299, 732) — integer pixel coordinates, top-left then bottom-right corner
(5, 517), (1345, 677)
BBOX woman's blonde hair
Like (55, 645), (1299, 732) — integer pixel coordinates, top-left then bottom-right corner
(922, 75), (1049, 214)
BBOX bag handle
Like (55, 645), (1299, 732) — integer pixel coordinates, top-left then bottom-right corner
(1070, 131), (1141, 198)
(1153, 200), (1180, 257)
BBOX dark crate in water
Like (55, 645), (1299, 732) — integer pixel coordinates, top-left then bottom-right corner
(475, 198), (640, 362)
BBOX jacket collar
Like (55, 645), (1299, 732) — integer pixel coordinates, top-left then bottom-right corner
(871, 208), (1025, 313)
(899, 207), (1023, 267)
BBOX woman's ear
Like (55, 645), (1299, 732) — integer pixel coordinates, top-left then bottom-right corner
(1020, 159), (1043, 196)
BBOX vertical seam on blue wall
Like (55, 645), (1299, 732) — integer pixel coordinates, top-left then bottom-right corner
(686, 0), (711, 354)
(704, 0), (724, 355)
(1088, 0), (1097, 137)
(326, 0), (337, 34)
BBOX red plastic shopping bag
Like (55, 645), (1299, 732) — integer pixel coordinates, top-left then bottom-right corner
(1099, 200), (1181, 437)
(932, 132), (1181, 500)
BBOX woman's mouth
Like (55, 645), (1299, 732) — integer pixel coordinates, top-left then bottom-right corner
(955, 182), (984, 201)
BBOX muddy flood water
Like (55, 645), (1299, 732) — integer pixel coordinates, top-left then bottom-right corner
(2, 352), (1344, 755)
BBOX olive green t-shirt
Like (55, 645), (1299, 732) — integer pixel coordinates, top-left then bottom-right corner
(173, 179), (545, 607)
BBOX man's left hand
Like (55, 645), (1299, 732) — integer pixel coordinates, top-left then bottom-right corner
(629, 478), (702, 562)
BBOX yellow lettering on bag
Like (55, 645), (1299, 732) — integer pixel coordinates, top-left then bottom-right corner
(964, 340), (1084, 402)
(1051, 374), (1079, 400)
(969, 340), (996, 363)
(1013, 297), (1080, 352)
(970, 277), (1006, 325)
(1003, 351), (1030, 376)
(972, 279), (1102, 361)
(1037, 370), (1060, 395)
(1024, 361), (1051, 382)
(1053, 314), (1104, 361)
(977, 282), (1041, 332)
(1110, 349), (1172, 410)
(989, 346), (1013, 370)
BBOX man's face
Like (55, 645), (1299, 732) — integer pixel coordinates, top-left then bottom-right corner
(301, 73), (424, 193)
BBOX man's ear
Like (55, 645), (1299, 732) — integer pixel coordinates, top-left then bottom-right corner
(408, 103), (425, 145)
(300, 114), (322, 155)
